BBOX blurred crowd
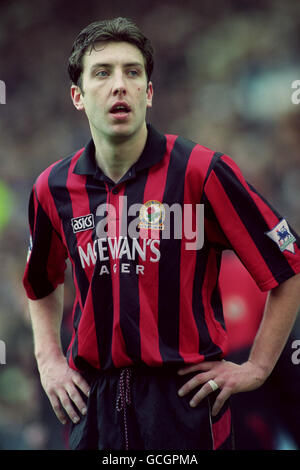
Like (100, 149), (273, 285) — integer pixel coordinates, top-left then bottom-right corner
(0, 0), (299, 449)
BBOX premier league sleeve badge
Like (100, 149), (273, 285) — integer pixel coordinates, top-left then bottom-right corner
(266, 219), (296, 254)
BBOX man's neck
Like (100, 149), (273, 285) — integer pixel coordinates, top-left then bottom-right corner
(92, 124), (148, 184)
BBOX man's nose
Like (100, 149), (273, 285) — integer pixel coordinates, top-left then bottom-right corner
(112, 73), (127, 96)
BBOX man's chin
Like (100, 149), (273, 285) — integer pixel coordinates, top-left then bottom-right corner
(109, 126), (134, 142)
(93, 119), (146, 143)
(107, 122), (144, 142)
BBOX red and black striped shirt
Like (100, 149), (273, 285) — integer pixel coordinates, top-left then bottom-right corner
(23, 124), (300, 372)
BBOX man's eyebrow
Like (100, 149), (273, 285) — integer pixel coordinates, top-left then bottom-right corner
(123, 62), (144, 68)
(90, 63), (111, 71)
(90, 62), (144, 71)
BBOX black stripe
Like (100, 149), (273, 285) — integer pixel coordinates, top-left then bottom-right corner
(27, 192), (55, 298)
(192, 248), (223, 360)
(158, 136), (196, 363)
(85, 176), (114, 370)
(210, 253), (226, 330)
(66, 301), (81, 365)
(202, 152), (223, 189)
(214, 159), (295, 283)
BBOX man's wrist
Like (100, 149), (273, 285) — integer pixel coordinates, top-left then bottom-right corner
(35, 342), (64, 367)
(246, 358), (273, 381)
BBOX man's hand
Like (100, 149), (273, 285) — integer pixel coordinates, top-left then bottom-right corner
(39, 354), (91, 425)
(177, 360), (267, 416)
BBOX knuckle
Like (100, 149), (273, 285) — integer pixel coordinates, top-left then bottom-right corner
(195, 373), (205, 385)
(73, 380), (83, 391)
(48, 386), (58, 397)
(67, 390), (77, 401)
(52, 404), (61, 413)
(191, 374), (202, 387)
(42, 381), (53, 392)
(71, 374), (80, 383)
(65, 406), (75, 417)
(188, 379), (197, 390)
(61, 398), (70, 408)
(227, 379), (237, 390)
(215, 396), (224, 406)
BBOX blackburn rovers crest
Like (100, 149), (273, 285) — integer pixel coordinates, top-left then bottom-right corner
(139, 200), (165, 230)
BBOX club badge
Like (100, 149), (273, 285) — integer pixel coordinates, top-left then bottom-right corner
(266, 219), (296, 254)
(139, 200), (165, 230)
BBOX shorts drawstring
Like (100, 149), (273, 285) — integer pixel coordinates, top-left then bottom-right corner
(116, 367), (132, 450)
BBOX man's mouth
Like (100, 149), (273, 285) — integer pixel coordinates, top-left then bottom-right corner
(109, 102), (131, 117)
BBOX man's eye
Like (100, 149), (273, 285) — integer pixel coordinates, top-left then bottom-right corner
(128, 70), (139, 77)
(96, 70), (109, 77)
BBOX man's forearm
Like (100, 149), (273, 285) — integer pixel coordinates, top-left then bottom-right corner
(177, 272), (300, 416)
(28, 283), (65, 366)
(249, 272), (300, 377)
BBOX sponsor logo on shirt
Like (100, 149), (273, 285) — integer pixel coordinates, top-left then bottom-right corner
(78, 236), (160, 276)
(71, 214), (95, 234)
(266, 219), (296, 254)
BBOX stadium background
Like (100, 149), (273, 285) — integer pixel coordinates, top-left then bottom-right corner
(0, 0), (299, 449)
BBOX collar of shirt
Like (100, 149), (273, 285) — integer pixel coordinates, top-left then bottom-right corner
(73, 123), (166, 185)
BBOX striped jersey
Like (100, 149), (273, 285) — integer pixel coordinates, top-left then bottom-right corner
(23, 124), (300, 372)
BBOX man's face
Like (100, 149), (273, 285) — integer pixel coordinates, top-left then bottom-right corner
(71, 41), (153, 141)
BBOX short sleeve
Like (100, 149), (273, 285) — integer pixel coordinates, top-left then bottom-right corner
(23, 185), (68, 299)
(203, 154), (300, 291)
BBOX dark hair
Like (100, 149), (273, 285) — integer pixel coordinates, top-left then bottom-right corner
(68, 17), (154, 89)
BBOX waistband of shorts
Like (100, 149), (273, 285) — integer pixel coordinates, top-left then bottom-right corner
(80, 362), (187, 382)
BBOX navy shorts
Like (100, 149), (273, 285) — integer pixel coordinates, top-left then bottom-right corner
(68, 365), (234, 450)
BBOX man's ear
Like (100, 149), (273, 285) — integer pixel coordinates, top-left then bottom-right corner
(146, 81), (153, 109)
(71, 84), (85, 111)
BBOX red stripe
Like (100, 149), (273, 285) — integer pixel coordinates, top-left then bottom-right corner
(35, 162), (71, 274)
(109, 185), (133, 367)
(179, 146), (215, 363)
(212, 407), (231, 449)
(66, 153), (100, 370)
(138, 135), (176, 366)
(46, 231), (67, 286)
(35, 161), (65, 236)
(40, 164), (70, 287)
